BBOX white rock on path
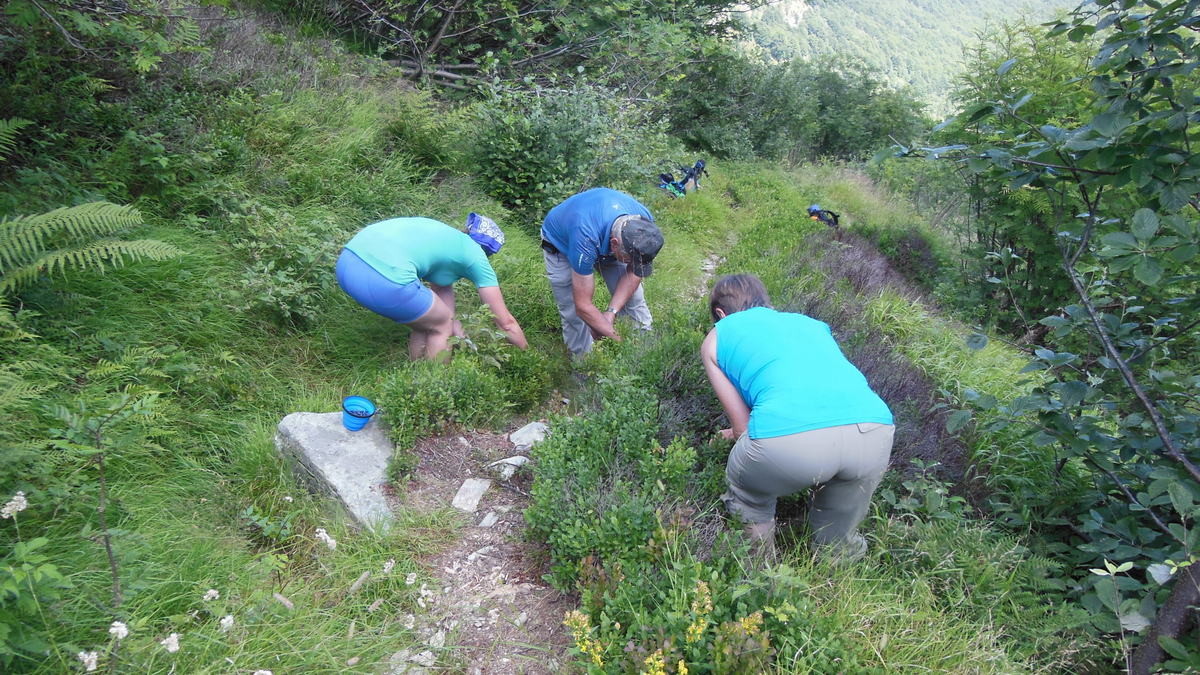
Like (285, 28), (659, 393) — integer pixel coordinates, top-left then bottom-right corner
(451, 478), (492, 512)
(508, 421), (547, 450)
(485, 455), (529, 481)
(477, 511), (498, 528)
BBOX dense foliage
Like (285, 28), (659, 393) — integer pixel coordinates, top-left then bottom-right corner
(883, 1), (1200, 670)
(747, 0), (1073, 113)
(2, 0), (1198, 672)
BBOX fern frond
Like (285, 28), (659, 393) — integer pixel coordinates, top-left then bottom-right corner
(0, 298), (37, 342)
(0, 238), (183, 295)
(0, 373), (53, 410)
(0, 202), (143, 272)
(0, 118), (33, 163)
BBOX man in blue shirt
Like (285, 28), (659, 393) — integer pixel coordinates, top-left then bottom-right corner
(540, 188), (665, 355)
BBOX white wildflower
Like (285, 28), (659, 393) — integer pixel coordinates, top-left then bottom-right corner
(160, 632), (180, 653)
(314, 528), (337, 551)
(382, 558), (396, 574)
(108, 621), (129, 640)
(77, 650), (99, 672)
(405, 572), (417, 586)
(219, 615), (235, 633)
(203, 588), (220, 601)
(1, 491), (28, 519)
(282, 495), (293, 502)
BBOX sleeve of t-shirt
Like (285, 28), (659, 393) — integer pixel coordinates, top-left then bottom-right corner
(464, 250), (499, 288)
(567, 231), (600, 275)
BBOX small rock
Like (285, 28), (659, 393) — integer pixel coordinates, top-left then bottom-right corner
(402, 614), (415, 630)
(514, 611), (528, 627)
(485, 455), (529, 481)
(509, 422), (547, 449)
(478, 511), (498, 528)
(347, 657), (360, 666)
(467, 545), (495, 563)
(428, 630), (446, 649)
(451, 478), (492, 512)
(410, 651), (436, 667)
(457, 437), (470, 448)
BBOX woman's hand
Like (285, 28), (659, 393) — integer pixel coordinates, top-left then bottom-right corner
(718, 428), (735, 440)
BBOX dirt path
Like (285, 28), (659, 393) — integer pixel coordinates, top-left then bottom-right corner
(385, 423), (575, 674)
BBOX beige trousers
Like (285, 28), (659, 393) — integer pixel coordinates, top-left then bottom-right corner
(721, 422), (894, 545)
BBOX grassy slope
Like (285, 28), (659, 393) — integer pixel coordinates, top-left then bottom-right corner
(1, 14), (1103, 674)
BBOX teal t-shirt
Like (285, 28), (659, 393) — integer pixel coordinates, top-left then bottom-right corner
(343, 217), (498, 288)
(715, 307), (893, 439)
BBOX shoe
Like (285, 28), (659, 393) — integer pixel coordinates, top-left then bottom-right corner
(820, 533), (867, 564)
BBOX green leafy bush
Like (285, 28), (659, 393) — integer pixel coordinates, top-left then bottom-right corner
(377, 356), (510, 452)
(468, 83), (673, 223)
(526, 377), (666, 586)
(227, 203), (343, 327)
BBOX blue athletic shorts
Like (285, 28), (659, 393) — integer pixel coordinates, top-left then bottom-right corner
(335, 249), (434, 323)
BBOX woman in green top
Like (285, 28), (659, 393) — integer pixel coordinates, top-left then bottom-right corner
(336, 215), (528, 360)
(702, 274), (894, 560)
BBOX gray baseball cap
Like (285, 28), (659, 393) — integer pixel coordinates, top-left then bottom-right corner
(621, 217), (663, 277)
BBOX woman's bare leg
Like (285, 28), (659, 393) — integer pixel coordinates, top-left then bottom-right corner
(406, 292), (455, 360)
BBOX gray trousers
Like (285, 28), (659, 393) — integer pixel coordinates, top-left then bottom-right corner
(722, 422), (894, 545)
(543, 248), (652, 355)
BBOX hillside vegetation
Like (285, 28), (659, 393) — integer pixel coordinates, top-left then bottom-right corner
(747, 0), (1073, 112)
(2, 0), (1197, 673)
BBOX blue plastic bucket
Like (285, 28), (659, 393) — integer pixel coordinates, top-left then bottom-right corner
(341, 395), (376, 431)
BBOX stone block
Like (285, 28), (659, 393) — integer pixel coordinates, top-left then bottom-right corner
(451, 478), (492, 512)
(275, 412), (394, 532)
(509, 421), (547, 450)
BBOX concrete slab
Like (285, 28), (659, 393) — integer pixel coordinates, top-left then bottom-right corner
(275, 412), (394, 532)
(451, 478), (492, 512)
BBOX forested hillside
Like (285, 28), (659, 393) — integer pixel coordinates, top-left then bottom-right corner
(746, 0), (1073, 112)
(1, 0), (1197, 673)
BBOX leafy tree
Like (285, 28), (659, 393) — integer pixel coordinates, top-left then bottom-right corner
(666, 50), (928, 161)
(286, 0), (764, 90)
(895, 1), (1199, 670)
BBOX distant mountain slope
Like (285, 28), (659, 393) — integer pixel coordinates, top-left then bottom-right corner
(744, 0), (1072, 113)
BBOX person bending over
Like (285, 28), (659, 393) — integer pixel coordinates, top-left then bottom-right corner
(701, 274), (893, 560)
(540, 187), (664, 356)
(335, 214), (528, 360)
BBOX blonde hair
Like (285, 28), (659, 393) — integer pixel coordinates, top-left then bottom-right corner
(709, 274), (772, 321)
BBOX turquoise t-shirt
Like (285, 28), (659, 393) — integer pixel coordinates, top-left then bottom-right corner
(343, 217), (498, 288)
(715, 307), (893, 439)
(540, 188), (652, 275)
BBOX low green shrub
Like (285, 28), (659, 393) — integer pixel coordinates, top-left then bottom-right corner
(377, 356), (510, 453)
(227, 202), (344, 327)
(526, 377), (670, 586)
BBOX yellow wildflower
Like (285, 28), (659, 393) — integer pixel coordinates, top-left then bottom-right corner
(563, 610), (604, 667)
(641, 649), (666, 675)
(677, 659), (689, 674)
(690, 580), (713, 615)
(739, 611), (764, 636)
